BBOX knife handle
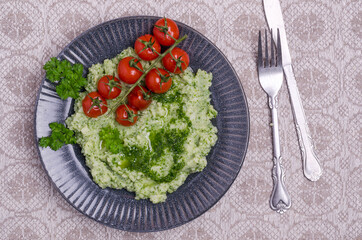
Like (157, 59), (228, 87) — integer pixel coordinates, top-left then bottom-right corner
(283, 65), (322, 181)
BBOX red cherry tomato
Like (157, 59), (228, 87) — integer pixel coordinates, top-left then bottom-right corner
(116, 104), (138, 126)
(162, 47), (189, 74)
(117, 56), (143, 84)
(145, 68), (172, 94)
(127, 86), (152, 111)
(82, 92), (108, 118)
(153, 18), (179, 46)
(97, 75), (122, 99)
(134, 34), (161, 61)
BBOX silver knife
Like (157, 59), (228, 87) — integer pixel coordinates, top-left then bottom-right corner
(263, 0), (322, 181)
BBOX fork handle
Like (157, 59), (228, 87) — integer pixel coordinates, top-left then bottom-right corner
(283, 65), (322, 181)
(270, 156), (291, 213)
(269, 96), (291, 213)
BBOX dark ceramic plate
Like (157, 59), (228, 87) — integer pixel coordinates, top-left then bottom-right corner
(35, 16), (249, 232)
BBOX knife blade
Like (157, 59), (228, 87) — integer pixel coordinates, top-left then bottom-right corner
(263, 0), (323, 181)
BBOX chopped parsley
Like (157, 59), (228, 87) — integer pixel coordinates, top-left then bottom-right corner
(99, 126), (124, 154)
(98, 125), (189, 183)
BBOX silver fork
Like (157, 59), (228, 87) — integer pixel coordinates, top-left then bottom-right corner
(258, 29), (291, 213)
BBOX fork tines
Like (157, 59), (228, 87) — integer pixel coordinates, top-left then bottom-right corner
(258, 29), (282, 68)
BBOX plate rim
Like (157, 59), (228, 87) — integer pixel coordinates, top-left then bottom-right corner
(34, 15), (250, 232)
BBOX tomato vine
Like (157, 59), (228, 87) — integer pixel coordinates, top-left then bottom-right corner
(107, 34), (187, 115)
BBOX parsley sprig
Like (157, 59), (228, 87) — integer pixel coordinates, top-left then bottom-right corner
(43, 57), (87, 99)
(39, 122), (76, 151)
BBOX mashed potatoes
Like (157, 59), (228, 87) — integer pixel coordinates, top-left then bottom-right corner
(66, 47), (217, 203)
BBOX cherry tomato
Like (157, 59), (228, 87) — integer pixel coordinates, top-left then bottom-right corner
(117, 56), (143, 84)
(128, 86), (152, 111)
(116, 104), (138, 126)
(134, 34), (161, 61)
(153, 18), (179, 46)
(97, 75), (122, 99)
(162, 47), (189, 74)
(82, 92), (108, 118)
(145, 68), (172, 94)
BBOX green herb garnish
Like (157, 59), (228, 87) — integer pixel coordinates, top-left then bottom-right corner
(43, 57), (87, 99)
(98, 125), (188, 183)
(99, 126), (124, 154)
(39, 122), (76, 151)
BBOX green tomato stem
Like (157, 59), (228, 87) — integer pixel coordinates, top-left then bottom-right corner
(109, 34), (187, 114)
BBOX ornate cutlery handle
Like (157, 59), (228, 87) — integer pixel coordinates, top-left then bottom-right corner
(270, 156), (291, 213)
(269, 96), (291, 213)
(283, 65), (322, 181)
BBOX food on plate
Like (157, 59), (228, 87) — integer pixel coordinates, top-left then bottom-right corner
(97, 75), (122, 99)
(116, 104), (139, 126)
(162, 47), (190, 73)
(81, 91), (108, 118)
(39, 122), (76, 151)
(153, 18), (180, 46)
(40, 18), (217, 203)
(145, 68), (172, 93)
(127, 86), (152, 110)
(134, 34), (161, 61)
(43, 57), (87, 99)
(66, 47), (217, 203)
(117, 56), (143, 84)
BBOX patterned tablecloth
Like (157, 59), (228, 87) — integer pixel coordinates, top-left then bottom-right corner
(0, 0), (361, 239)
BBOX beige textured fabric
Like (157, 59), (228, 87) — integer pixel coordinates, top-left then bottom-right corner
(0, 0), (361, 239)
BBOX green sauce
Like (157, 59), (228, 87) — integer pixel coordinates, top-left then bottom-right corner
(99, 104), (191, 183)
(152, 85), (183, 104)
(153, 87), (192, 127)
